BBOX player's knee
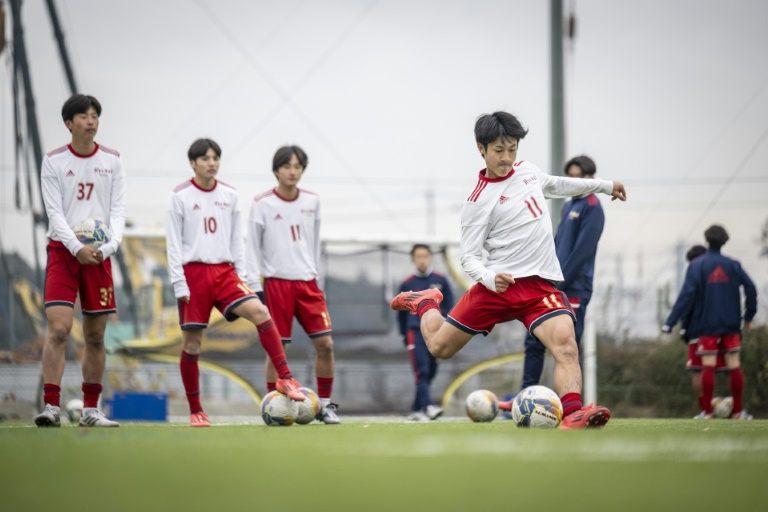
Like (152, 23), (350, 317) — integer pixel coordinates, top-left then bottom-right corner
(429, 340), (456, 359)
(47, 323), (71, 345)
(313, 336), (333, 355)
(550, 335), (578, 363)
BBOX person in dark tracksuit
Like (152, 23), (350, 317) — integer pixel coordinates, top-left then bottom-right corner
(520, 155), (604, 389)
(398, 244), (455, 421)
(662, 225), (757, 419)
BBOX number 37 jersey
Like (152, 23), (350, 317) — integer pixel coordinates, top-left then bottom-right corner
(165, 179), (246, 298)
(246, 188), (321, 293)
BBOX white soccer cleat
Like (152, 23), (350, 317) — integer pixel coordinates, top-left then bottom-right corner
(426, 405), (444, 421)
(407, 411), (430, 422)
(34, 404), (61, 427)
(732, 410), (754, 420)
(79, 408), (120, 427)
(692, 411), (709, 420)
(317, 403), (341, 424)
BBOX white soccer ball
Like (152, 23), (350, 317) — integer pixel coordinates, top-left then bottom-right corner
(712, 396), (734, 419)
(65, 398), (84, 423)
(261, 390), (299, 426)
(72, 218), (111, 249)
(465, 389), (499, 422)
(511, 385), (563, 429)
(294, 387), (321, 425)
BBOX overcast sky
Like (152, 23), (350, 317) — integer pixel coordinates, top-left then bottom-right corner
(1, 0), (766, 328)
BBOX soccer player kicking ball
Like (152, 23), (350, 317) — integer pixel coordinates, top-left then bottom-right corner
(166, 139), (305, 427)
(246, 145), (340, 424)
(35, 94), (126, 427)
(391, 112), (627, 429)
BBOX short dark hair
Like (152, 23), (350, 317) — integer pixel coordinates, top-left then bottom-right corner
(565, 155), (597, 176)
(61, 94), (101, 122)
(686, 245), (706, 262)
(188, 138), (221, 161)
(474, 112), (528, 149)
(704, 225), (729, 250)
(272, 145), (308, 173)
(410, 244), (432, 256)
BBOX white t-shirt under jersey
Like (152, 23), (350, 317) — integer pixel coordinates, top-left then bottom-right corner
(41, 143), (127, 258)
(165, 179), (245, 298)
(460, 160), (614, 291)
(246, 188), (321, 293)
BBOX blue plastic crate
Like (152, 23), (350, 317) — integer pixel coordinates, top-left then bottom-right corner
(109, 392), (168, 421)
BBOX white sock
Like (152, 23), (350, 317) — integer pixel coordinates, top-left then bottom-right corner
(320, 398), (331, 407)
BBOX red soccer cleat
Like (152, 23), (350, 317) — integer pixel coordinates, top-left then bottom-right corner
(390, 288), (443, 315)
(190, 411), (210, 427)
(276, 377), (307, 402)
(498, 400), (513, 412)
(560, 404), (611, 430)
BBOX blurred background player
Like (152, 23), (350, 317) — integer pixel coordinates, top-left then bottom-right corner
(397, 244), (455, 421)
(662, 225), (757, 419)
(166, 139), (305, 427)
(391, 111), (626, 429)
(247, 145), (340, 424)
(520, 155), (604, 390)
(34, 94), (126, 427)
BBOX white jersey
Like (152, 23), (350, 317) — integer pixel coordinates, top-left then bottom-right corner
(246, 188), (321, 293)
(460, 160), (613, 291)
(41, 143), (127, 258)
(166, 179), (245, 298)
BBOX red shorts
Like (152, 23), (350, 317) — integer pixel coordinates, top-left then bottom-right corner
(44, 240), (115, 315)
(178, 262), (256, 329)
(447, 276), (574, 336)
(686, 342), (729, 372)
(697, 334), (741, 355)
(264, 278), (332, 342)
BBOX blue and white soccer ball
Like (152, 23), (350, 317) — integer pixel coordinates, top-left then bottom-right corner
(465, 389), (499, 422)
(261, 390), (299, 426)
(65, 398), (84, 423)
(294, 387), (321, 425)
(72, 218), (111, 249)
(511, 385), (563, 429)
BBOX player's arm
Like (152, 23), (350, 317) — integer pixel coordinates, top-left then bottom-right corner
(40, 156), (85, 256)
(245, 200), (264, 293)
(540, 172), (625, 201)
(165, 193), (189, 300)
(459, 202), (499, 292)
(738, 264), (758, 330)
(558, 205), (605, 291)
(230, 195), (247, 283)
(661, 264), (699, 333)
(101, 155), (127, 260)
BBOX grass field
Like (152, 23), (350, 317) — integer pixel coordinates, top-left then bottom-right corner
(2, 417), (767, 511)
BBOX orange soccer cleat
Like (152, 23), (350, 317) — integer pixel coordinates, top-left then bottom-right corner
(190, 411), (210, 427)
(498, 400), (513, 412)
(276, 377), (307, 402)
(389, 288), (443, 315)
(560, 404), (610, 430)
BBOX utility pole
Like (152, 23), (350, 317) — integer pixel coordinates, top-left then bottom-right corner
(549, 0), (566, 231)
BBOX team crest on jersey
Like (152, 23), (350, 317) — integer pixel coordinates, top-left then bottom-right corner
(301, 209), (316, 217)
(499, 195), (509, 204)
(94, 168), (112, 175)
(523, 176), (538, 185)
(215, 201), (231, 209)
(66, 170), (75, 177)
(569, 211), (580, 219)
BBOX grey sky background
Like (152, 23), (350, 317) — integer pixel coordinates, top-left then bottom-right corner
(1, 0), (766, 332)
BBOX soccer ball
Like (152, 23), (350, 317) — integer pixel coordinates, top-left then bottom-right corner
(260, 390), (299, 426)
(294, 387), (321, 425)
(465, 389), (499, 422)
(712, 396), (734, 419)
(511, 385), (563, 429)
(65, 398), (84, 423)
(72, 218), (111, 249)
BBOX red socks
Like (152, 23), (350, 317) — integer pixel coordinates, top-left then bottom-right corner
(180, 351), (202, 414)
(257, 320), (291, 379)
(82, 383), (103, 408)
(561, 392), (583, 417)
(266, 382), (277, 392)
(730, 368), (744, 415)
(317, 377), (334, 400)
(701, 366), (715, 414)
(417, 300), (440, 318)
(43, 384), (61, 408)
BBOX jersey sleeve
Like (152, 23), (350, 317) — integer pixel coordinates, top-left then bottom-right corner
(459, 201), (496, 291)
(738, 263), (758, 323)
(41, 156), (84, 256)
(663, 263), (700, 331)
(540, 173), (613, 199)
(165, 192), (189, 298)
(229, 194), (247, 282)
(100, 155), (127, 259)
(246, 200), (264, 293)
(558, 203), (605, 291)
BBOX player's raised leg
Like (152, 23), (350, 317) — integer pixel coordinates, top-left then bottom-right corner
(79, 313), (119, 427)
(532, 314), (609, 429)
(232, 300), (305, 402)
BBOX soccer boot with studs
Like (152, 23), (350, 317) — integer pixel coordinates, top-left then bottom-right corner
(390, 288), (443, 315)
